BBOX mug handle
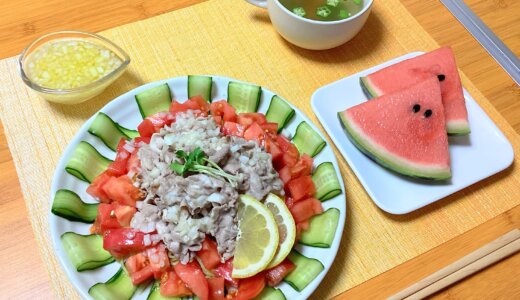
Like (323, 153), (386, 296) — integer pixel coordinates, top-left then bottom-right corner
(245, 0), (267, 8)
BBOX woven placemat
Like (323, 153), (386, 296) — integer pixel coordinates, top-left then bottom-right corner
(0, 0), (519, 298)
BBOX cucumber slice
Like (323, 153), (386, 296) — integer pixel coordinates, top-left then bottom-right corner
(61, 232), (114, 272)
(116, 124), (139, 139)
(227, 81), (262, 113)
(254, 287), (286, 300)
(88, 112), (134, 151)
(312, 162), (342, 201)
(283, 250), (324, 292)
(51, 189), (98, 223)
(291, 121), (326, 157)
(147, 281), (184, 300)
(89, 267), (137, 300)
(265, 95), (295, 132)
(65, 141), (112, 183)
(135, 83), (172, 118)
(299, 208), (340, 248)
(188, 75), (213, 102)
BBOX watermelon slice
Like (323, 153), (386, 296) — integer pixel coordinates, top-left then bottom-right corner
(339, 77), (451, 180)
(360, 47), (470, 135)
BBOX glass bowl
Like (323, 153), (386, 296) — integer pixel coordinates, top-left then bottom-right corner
(19, 30), (130, 105)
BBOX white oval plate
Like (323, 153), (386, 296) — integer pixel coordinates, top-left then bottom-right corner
(50, 75), (346, 299)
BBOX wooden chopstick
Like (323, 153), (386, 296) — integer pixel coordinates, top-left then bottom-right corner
(388, 229), (520, 300)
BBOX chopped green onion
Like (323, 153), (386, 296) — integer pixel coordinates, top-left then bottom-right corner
(326, 0), (341, 7)
(339, 9), (350, 19)
(316, 6), (332, 18)
(292, 7), (306, 17)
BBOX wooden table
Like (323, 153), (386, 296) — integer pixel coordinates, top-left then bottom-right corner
(0, 0), (518, 299)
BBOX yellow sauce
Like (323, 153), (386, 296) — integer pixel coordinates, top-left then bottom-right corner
(25, 38), (123, 89)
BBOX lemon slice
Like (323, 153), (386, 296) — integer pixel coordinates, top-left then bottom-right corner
(232, 194), (279, 278)
(265, 193), (296, 268)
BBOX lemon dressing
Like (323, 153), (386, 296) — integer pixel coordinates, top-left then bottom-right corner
(25, 39), (122, 89)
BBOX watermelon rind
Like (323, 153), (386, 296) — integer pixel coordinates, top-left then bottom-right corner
(337, 112), (452, 180)
(359, 77), (378, 99)
(447, 120), (471, 135)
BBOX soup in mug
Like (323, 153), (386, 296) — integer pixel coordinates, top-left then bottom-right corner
(280, 0), (363, 21)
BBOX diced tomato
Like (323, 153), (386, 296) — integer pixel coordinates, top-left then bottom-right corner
(265, 137), (283, 162)
(243, 122), (265, 145)
(260, 122), (278, 135)
(102, 175), (141, 207)
(151, 112), (175, 127)
(286, 175), (315, 201)
(297, 220), (310, 231)
(130, 265), (153, 285)
(160, 269), (193, 297)
(210, 100), (237, 124)
(236, 273), (265, 300)
(290, 154), (313, 179)
(237, 113), (267, 126)
(169, 101), (189, 115)
(214, 259), (240, 287)
(91, 203), (135, 234)
(86, 172), (112, 203)
(174, 261), (209, 300)
(188, 95), (210, 113)
(127, 150), (141, 174)
(170, 97), (209, 117)
(213, 115), (223, 124)
(147, 244), (170, 279)
(91, 203), (120, 234)
(276, 135), (298, 156)
(278, 166), (292, 185)
(138, 112), (176, 137)
(197, 238), (221, 270)
(125, 252), (154, 285)
(125, 252), (148, 274)
(289, 198), (323, 223)
(103, 228), (148, 258)
(265, 259), (295, 287)
(236, 115), (253, 128)
(106, 159), (128, 177)
(275, 151), (299, 170)
(137, 119), (155, 138)
(115, 138), (127, 153)
(134, 136), (151, 144)
(114, 204), (137, 227)
(221, 121), (245, 137)
(106, 139), (133, 176)
(296, 220), (311, 239)
(285, 197), (296, 209)
(208, 277), (225, 300)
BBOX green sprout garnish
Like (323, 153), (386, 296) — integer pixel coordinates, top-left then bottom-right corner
(170, 147), (238, 187)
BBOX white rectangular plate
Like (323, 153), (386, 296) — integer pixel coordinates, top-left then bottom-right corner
(311, 52), (514, 214)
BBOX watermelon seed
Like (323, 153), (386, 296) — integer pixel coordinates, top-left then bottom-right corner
(437, 74), (446, 81)
(424, 109), (433, 118)
(413, 104), (421, 113)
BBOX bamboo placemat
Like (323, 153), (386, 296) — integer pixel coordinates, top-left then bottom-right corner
(0, 0), (519, 299)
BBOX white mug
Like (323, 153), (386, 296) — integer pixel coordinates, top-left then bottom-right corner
(245, 0), (374, 50)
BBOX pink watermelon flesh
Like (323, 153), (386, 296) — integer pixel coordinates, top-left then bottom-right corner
(339, 77), (451, 179)
(360, 47), (470, 135)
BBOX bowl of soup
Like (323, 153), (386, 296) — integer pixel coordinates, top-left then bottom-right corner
(245, 0), (373, 50)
